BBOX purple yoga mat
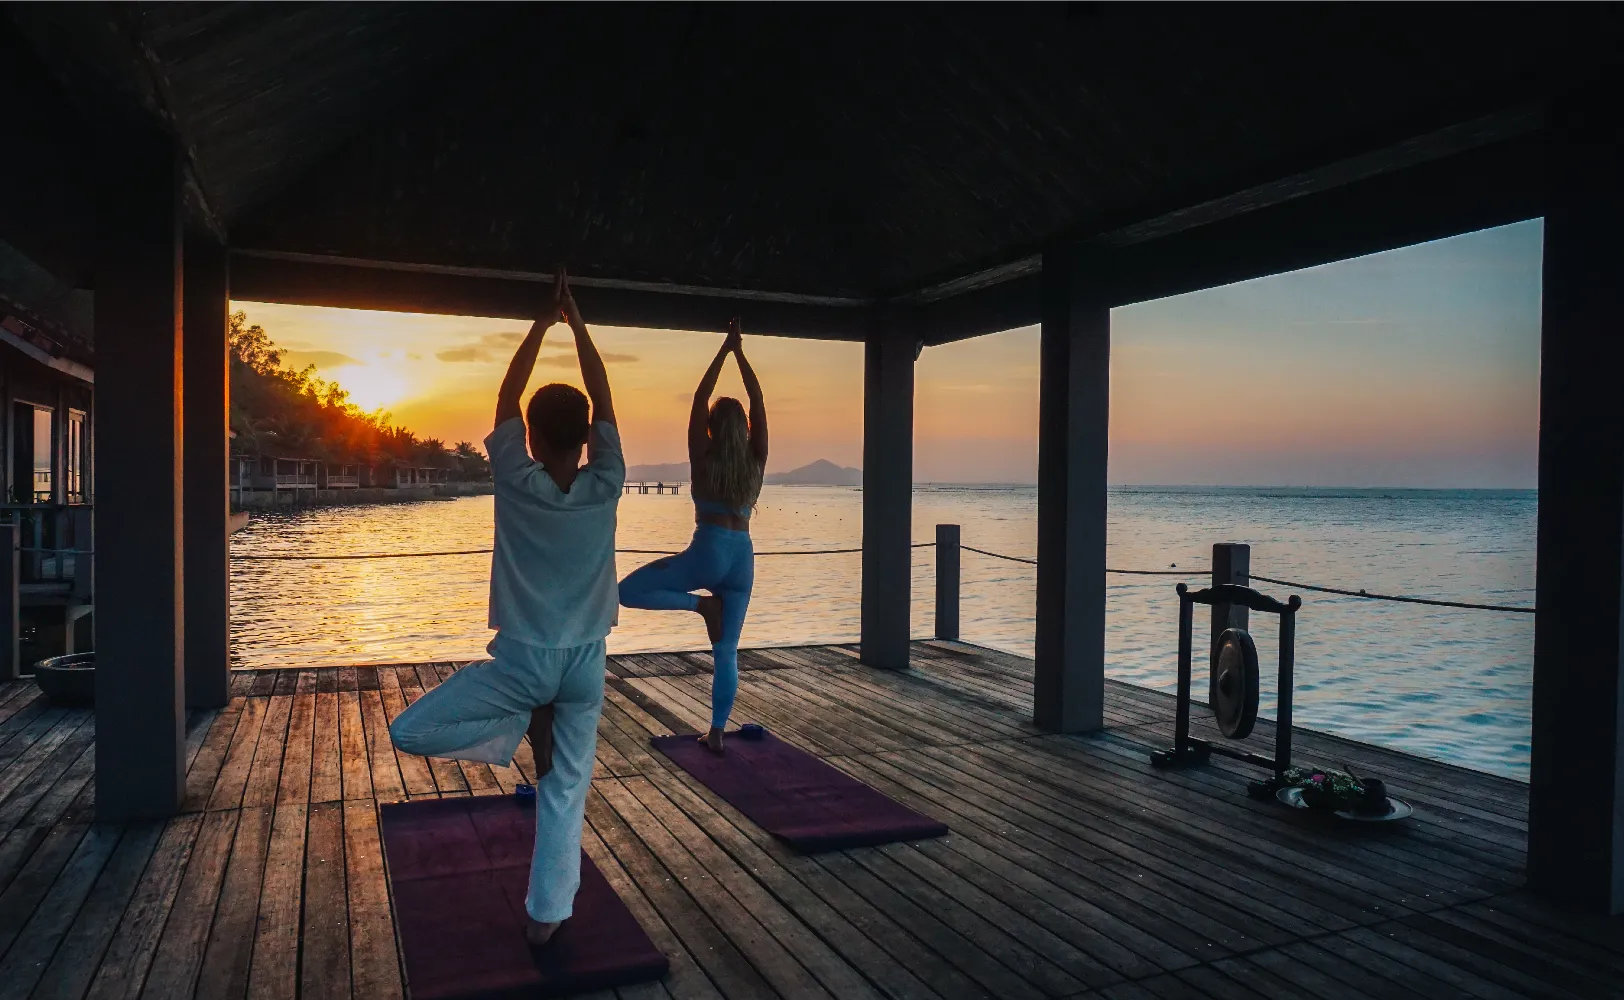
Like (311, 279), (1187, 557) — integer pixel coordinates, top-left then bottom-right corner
(379, 797), (668, 1000)
(651, 730), (948, 851)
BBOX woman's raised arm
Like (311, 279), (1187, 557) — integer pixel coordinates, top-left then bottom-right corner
(689, 333), (733, 466)
(731, 319), (768, 464)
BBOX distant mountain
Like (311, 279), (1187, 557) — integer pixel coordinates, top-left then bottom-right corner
(766, 459), (862, 487)
(624, 458), (861, 487)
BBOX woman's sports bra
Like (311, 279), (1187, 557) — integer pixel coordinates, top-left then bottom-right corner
(694, 497), (751, 518)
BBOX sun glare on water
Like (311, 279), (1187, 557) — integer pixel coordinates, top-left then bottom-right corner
(331, 363), (410, 412)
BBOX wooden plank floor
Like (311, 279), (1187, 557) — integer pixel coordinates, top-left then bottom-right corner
(0, 641), (1620, 1000)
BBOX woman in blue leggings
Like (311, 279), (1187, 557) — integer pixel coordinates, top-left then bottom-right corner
(620, 318), (766, 753)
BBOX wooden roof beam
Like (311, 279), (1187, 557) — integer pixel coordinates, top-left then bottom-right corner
(228, 252), (867, 341)
(919, 126), (1543, 346)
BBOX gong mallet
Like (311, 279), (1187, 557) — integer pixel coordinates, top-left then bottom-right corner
(1151, 583), (1302, 786)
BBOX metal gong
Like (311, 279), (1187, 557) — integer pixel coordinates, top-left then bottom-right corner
(1212, 628), (1260, 739)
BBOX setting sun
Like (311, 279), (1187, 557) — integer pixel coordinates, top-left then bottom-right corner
(330, 361), (410, 412)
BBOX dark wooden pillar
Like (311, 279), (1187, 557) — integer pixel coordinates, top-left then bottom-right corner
(1, 524), (17, 679)
(1034, 249), (1109, 733)
(1528, 86), (1624, 915)
(183, 237), (229, 708)
(860, 318), (916, 669)
(94, 125), (186, 821)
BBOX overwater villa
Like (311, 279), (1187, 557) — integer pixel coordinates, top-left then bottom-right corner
(231, 454), (320, 500)
(229, 455), (473, 505)
(319, 463), (362, 491)
(385, 463), (451, 490)
(0, 6), (1620, 1000)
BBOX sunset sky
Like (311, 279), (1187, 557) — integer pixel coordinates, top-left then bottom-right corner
(235, 219), (1542, 488)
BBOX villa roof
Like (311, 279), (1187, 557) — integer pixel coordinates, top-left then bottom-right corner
(0, 292), (95, 381)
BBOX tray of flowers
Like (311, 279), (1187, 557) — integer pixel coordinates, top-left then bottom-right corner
(1271, 766), (1412, 821)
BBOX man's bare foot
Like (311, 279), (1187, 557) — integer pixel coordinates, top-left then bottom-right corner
(695, 594), (724, 643)
(528, 704), (555, 778)
(526, 917), (562, 946)
(698, 727), (725, 754)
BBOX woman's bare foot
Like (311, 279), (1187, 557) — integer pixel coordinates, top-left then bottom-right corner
(695, 594), (724, 643)
(526, 917), (562, 946)
(698, 727), (725, 754)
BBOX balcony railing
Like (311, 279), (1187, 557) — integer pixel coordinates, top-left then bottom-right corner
(0, 503), (93, 594)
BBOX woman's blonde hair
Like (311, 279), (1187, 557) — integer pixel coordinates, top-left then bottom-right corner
(698, 397), (762, 509)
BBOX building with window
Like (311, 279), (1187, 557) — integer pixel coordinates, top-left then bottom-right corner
(229, 453), (322, 504)
(1, 300), (93, 507)
(0, 288), (95, 672)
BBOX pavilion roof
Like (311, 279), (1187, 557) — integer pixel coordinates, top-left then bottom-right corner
(3, 5), (1619, 335)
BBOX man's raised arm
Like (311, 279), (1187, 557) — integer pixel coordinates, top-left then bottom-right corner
(494, 272), (565, 430)
(563, 274), (616, 427)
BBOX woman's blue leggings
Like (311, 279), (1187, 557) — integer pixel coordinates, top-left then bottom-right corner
(618, 523), (754, 729)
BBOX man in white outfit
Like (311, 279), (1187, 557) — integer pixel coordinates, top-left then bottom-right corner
(390, 270), (621, 946)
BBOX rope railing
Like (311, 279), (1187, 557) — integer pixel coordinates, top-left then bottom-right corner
(961, 545), (1036, 566)
(1248, 574), (1535, 614)
(960, 544), (1534, 613)
(231, 538), (1535, 614)
(966, 544), (1216, 576)
(232, 542), (936, 561)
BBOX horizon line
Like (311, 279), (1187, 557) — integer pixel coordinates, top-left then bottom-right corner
(734, 480), (1539, 491)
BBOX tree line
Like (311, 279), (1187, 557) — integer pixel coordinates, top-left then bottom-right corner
(228, 312), (489, 478)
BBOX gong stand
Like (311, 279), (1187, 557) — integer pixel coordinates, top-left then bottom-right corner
(1151, 583), (1303, 787)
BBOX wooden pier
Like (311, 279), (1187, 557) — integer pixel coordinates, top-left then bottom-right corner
(623, 482), (683, 496)
(0, 641), (1616, 1000)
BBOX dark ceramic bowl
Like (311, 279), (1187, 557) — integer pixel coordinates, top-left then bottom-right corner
(35, 652), (95, 704)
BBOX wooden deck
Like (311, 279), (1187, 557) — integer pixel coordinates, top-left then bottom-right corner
(0, 641), (1619, 1000)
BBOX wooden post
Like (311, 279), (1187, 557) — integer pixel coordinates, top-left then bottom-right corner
(1033, 248), (1109, 733)
(94, 123), (187, 821)
(1528, 84), (1624, 915)
(183, 236), (230, 709)
(70, 506), (93, 603)
(935, 523), (960, 640)
(54, 385), (67, 505)
(1, 524), (16, 680)
(1209, 542), (1250, 707)
(860, 318), (916, 669)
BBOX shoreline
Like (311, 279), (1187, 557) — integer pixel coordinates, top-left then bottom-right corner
(232, 481), (493, 511)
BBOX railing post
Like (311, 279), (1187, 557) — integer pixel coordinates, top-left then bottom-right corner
(1209, 542), (1250, 707)
(1, 524), (16, 679)
(70, 506), (93, 604)
(935, 523), (960, 640)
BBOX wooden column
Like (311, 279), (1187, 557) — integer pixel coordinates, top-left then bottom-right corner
(94, 125), (186, 821)
(183, 236), (230, 708)
(1033, 249), (1109, 733)
(1, 524), (17, 679)
(1528, 86), (1624, 915)
(860, 318), (916, 669)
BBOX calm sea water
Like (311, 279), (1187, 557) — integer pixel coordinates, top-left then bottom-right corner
(229, 485), (1536, 779)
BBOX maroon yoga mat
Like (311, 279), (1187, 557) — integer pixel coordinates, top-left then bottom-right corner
(379, 797), (668, 1000)
(651, 730), (948, 851)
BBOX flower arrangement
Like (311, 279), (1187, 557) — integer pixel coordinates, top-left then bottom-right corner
(1282, 765), (1390, 814)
